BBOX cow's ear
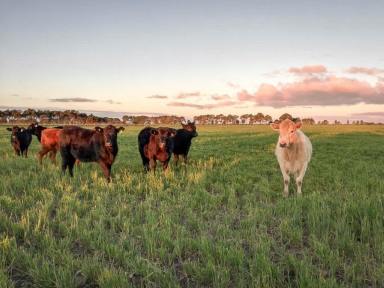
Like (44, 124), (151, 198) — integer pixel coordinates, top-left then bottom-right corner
(95, 127), (103, 133)
(118, 127), (125, 133)
(170, 129), (177, 137)
(270, 122), (280, 131)
(295, 121), (302, 129)
(151, 129), (158, 135)
(6, 127), (12, 131)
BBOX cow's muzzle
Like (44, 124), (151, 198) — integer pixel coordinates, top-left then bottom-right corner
(159, 142), (166, 149)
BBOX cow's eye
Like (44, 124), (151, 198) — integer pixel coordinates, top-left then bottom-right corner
(290, 130), (294, 133)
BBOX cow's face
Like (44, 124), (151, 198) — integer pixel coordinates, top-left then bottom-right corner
(7, 126), (22, 138)
(7, 126), (23, 146)
(182, 121), (198, 137)
(271, 119), (302, 148)
(95, 125), (124, 148)
(28, 123), (38, 131)
(28, 123), (45, 137)
(152, 128), (176, 149)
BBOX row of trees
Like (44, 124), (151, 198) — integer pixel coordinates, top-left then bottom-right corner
(0, 109), (378, 125)
(122, 115), (185, 125)
(0, 109), (121, 124)
(194, 113), (273, 125)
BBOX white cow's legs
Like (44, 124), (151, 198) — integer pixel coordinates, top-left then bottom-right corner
(278, 161), (290, 197)
(296, 161), (308, 195)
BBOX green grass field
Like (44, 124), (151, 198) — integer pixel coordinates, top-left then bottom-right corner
(0, 125), (383, 287)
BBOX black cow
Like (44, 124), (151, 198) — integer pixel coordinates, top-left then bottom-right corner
(59, 125), (124, 181)
(6, 126), (33, 157)
(138, 127), (176, 172)
(173, 121), (198, 165)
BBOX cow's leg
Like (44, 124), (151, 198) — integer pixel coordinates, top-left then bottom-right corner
(149, 158), (156, 173)
(183, 154), (188, 165)
(24, 147), (29, 158)
(140, 155), (149, 172)
(296, 162), (308, 195)
(139, 146), (150, 172)
(38, 147), (50, 165)
(61, 157), (68, 175)
(99, 161), (112, 182)
(49, 149), (57, 164)
(162, 160), (169, 171)
(67, 156), (76, 177)
(60, 146), (73, 176)
(47, 151), (53, 162)
(278, 161), (290, 197)
(144, 160), (150, 172)
(174, 154), (179, 166)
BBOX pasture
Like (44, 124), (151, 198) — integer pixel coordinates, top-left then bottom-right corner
(0, 124), (383, 287)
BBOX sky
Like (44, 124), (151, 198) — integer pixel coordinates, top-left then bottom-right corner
(1, 0), (383, 122)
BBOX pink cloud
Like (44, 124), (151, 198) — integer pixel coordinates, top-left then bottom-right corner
(168, 100), (237, 110)
(289, 65), (327, 75)
(147, 95), (168, 99)
(176, 92), (201, 99)
(237, 76), (384, 107)
(211, 94), (231, 100)
(346, 67), (384, 76)
(352, 111), (384, 117)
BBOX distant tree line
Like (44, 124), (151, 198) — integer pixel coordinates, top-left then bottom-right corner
(0, 109), (122, 124)
(0, 109), (380, 125)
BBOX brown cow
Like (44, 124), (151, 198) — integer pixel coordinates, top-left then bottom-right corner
(59, 125), (124, 181)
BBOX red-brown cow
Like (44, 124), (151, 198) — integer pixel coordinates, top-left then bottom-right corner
(38, 128), (62, 164)
(138, 127), (176, 172)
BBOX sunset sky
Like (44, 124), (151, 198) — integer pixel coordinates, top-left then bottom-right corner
(1, 0), (383, 122)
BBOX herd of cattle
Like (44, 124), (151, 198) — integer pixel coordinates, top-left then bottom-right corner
(5, 118), (312, 196)
(6, 121), (198, 181)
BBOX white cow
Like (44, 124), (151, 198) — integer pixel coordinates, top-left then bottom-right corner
(271, 118), (312, 196)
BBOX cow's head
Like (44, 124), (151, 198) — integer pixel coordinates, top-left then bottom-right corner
(27, 123), (46, 140)
(271, 118), (302, 148)
(6, 126), (24, 135)
(151, 127), (176, 150)
(6, 126), (23, 145)
(181, 120), (198, 137)
(95, 125), (124, 148)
